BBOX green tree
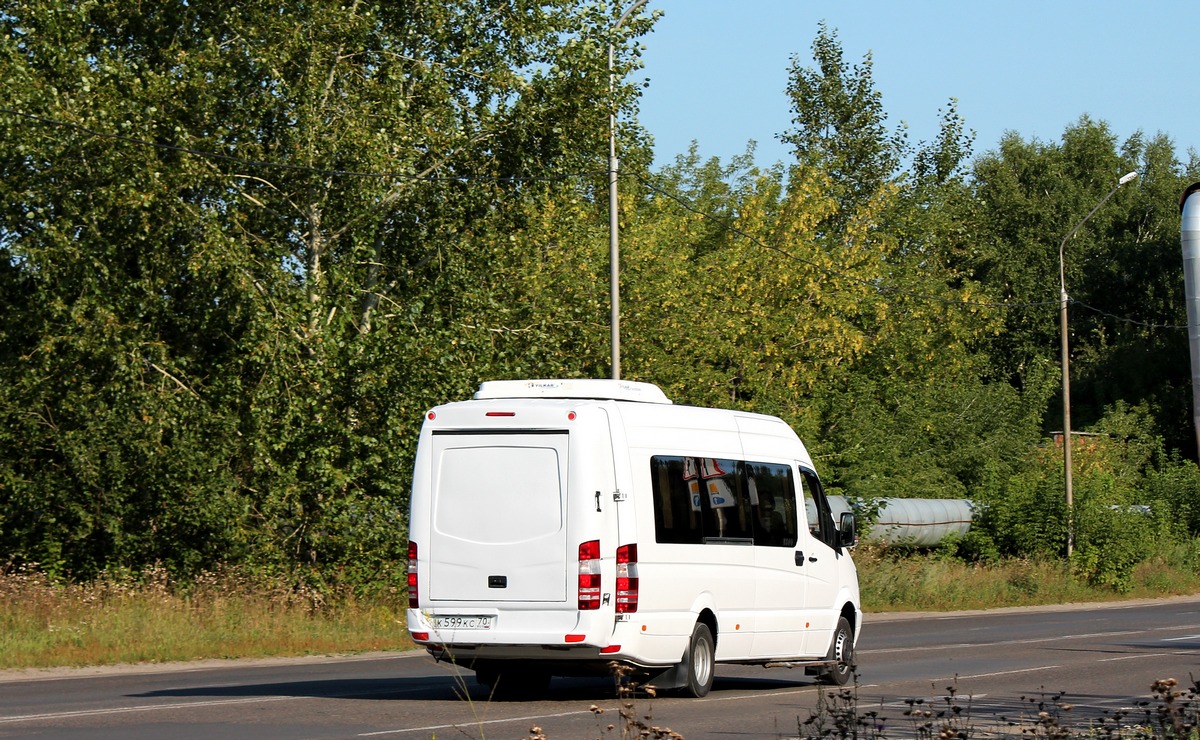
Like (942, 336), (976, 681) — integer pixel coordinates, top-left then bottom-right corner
(966, 119), (1192, 451)
(776, 23), (1022, 502)
(0, 0), (655, 581)
(782, 22), (902, 223)
(621, 153), (881, 428)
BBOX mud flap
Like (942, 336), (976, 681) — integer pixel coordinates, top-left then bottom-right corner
(645, 623), (707, 692)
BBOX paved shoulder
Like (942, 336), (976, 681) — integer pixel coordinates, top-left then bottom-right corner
(0, 649), (427, 683)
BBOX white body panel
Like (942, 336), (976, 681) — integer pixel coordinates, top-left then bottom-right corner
(406, 380), (860, 680)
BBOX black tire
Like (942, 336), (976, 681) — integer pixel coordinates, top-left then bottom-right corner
(820, 616), (855, 686)
(682, 622), (716, 698)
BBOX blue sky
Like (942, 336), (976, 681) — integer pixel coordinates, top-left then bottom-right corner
(636, 0), (1198, 170)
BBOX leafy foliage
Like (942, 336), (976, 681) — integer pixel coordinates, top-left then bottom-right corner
(1, 7), (1197, 594)
(0, 0), (653, 581)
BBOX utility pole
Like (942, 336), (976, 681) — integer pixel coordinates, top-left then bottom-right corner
(1058, 170), (1138, 557)
(607, 0), (648, 380)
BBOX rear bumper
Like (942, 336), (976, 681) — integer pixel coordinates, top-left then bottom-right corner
(407, 607), (609, 647)
(408, 607), (690, 669)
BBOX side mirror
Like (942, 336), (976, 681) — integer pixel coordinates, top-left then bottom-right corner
(838, 512), (857, 549)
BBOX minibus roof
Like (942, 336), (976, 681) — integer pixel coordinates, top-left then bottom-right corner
(474, 379), (673, 404)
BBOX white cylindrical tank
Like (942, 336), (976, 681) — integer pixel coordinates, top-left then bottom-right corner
(828, 496), (974, 546)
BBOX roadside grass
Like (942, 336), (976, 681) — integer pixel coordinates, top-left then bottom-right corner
(855, 542), (1200, 612)
(0, 564), (413, 670)
(2, 545), (1198, 671)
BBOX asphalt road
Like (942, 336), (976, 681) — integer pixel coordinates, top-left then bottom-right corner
(3, 596), (1200, 738)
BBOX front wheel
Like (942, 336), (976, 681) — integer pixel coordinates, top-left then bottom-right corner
(682, 622), (715, 698)
(820, 616), (855, 686)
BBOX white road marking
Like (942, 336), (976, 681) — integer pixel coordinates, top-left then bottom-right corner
(358, 708), (602, 737)
(864, 630), (1142, 655)
(358, 684), (838, 735)
(1100, 652), (1178, 662)
(0, 685), (433, 724)
(940, 665), (1061, 681)
(0, 696), (297, 724)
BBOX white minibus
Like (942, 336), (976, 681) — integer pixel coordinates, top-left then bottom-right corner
(406, 379), (859, 697)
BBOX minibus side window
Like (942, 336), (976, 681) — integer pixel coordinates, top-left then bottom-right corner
(747, 462), (798, 548)
(650, 456), (704, 544)
(697, 457), (752, 541)
(650, 455), (755, 544)
(799, 467), (839, 550)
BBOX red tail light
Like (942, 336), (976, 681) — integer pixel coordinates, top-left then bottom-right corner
(578, 540), (601, 610)
(407, 541), (419, 609)
(615, 543), (638, 613)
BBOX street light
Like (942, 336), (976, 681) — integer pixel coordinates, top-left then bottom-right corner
(608, 0), (648, 380)
(1059, 170), (1138, 558)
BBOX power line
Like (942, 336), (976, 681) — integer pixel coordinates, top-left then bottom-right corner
(1070, 300), (1186, 331)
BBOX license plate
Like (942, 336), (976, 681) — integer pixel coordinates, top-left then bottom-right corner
(433, 615), (495, 631)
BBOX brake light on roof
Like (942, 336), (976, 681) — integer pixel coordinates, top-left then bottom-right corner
(485, 411), (516, 417)
(615, 543), (639, 613)
(578, 540), (601, 610)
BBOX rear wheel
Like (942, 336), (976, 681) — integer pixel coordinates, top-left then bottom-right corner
(820, 616), (855, 686)
(683, 622), (715, 698)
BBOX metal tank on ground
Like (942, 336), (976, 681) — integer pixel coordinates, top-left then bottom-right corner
(828, 496), (975, 547)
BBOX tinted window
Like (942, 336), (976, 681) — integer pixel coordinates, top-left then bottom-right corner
(693, 457), (753, 541)
(799, 467), (839, 550)
(747, 462), (798, 548)
(651, 456), (795, 547)
(650, 456), (704, 544)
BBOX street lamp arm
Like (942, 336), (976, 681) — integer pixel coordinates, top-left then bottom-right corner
(1058, 171), (1139, 297)
(615, 0), (650, 31)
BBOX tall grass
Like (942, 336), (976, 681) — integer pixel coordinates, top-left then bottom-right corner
(855, 541), (1200, 612)
(3, 545), (1198, 670)
(0, 564), (413, 670)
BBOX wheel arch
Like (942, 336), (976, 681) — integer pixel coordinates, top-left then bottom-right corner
(840, 601), (859, 641)
(696, 608), (718, 651)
